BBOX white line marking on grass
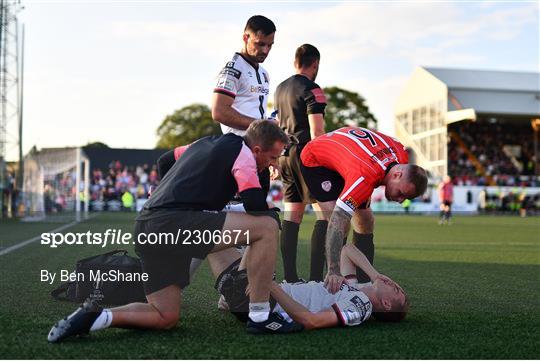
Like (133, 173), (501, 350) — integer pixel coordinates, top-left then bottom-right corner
(0, 215), (98, 257)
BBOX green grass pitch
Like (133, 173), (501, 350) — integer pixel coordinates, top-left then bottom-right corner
(0, 213), (538, 359)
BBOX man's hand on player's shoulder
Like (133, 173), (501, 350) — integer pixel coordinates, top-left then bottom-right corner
(324, 271), (345, 294)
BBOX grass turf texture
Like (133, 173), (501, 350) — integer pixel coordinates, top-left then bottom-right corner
(0, 213), (538, 359)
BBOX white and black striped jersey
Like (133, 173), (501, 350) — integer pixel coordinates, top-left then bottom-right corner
(274, 281), (372, 327)
(214, 52), (270, 136)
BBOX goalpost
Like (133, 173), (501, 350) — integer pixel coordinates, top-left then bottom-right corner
(22, 147), (90, 222)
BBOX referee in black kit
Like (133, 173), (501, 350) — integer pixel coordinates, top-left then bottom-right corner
(274, 44), (329, 283)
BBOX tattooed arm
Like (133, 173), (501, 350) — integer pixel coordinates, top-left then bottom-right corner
(324, 206), (352, 293)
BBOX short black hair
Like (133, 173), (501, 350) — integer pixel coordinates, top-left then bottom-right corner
(295, 44), (320, 68)
(244, 15), (276, 36)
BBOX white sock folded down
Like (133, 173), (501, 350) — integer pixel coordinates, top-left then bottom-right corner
(90, 309), (113, 332)
(248, 302), (270, 323)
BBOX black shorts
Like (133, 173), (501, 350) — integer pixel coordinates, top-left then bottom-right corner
(299, 162), (345, 203)
(134, 210), (226, 294)
(215, 258), (249, 322)
(279, 144), (315, 203)
(215, 259), (277, 322)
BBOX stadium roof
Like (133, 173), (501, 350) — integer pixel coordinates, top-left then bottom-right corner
(423, 67), (540, 116)
(424, 67), (539, 92)
(82, 147), (168, 171)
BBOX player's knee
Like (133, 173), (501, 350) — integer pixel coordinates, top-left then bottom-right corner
(269, 217), (280, 234)
(258, 216), (279, 239)
(286, 212), (303, 224)
(365, 210), (375, 225)
(343, 242), (354, 252)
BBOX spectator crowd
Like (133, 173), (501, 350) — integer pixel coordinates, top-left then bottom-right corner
(89, 161), (160, 210)
(448, 120), (537, 187)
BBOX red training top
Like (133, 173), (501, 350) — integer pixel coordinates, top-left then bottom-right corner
(301, 127), (409, 214)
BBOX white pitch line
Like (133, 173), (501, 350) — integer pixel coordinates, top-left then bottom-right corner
(0, 215), (97, 257)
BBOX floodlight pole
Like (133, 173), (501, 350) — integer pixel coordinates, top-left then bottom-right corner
(17, 22), (23, 191)
(84, 157), (89, 218)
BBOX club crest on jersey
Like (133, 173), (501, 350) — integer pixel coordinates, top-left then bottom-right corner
(262, 72), (269, 83)
(321, 180), (332, 192)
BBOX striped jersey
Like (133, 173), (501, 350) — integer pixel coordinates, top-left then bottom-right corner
(274, 281), (372, 326)
(300, 127), (409, 214)
(214, 52), (270, 136)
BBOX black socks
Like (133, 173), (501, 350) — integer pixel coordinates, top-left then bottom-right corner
(352, 232), (374, 283)
(309, 220), (328, 282)
(280, 220), (300, 282)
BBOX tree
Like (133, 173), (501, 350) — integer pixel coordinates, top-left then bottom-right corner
(323, 86), (377, 132)
(156, 104), (221, 148)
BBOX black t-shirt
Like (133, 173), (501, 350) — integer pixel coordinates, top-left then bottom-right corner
(139, 133), (266, 218)
(274, 74), (327, 144)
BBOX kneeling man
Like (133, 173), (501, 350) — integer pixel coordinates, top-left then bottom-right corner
(48, 121), (302, 343)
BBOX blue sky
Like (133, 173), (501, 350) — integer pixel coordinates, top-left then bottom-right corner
(10, 0), (539, 159)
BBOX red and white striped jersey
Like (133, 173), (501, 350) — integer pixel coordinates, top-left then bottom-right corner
(301, 127), (409, 214)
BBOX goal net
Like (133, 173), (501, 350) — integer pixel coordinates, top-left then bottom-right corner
(22, 147), (90, 222)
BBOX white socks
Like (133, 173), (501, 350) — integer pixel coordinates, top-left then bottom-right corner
(248, 302), (270, 323)
(90, 309), (113, 332)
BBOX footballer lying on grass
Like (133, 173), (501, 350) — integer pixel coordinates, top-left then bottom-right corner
(46, 242), (408, 342)
(210, 243), (409, 330)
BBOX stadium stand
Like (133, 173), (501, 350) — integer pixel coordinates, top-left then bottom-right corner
(395, 67), (539, 186)
(447, 118), (536, 186)
(84, 147), (167, 211)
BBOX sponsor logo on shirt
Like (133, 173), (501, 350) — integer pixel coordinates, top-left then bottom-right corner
(344, 196), (358, 210)
(217, 78), (235, 92)
(349, 295), (370, 317)
(250, 85), (269, 95)
(220, 68), (241, 79)
(225, 61), (235, 68)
